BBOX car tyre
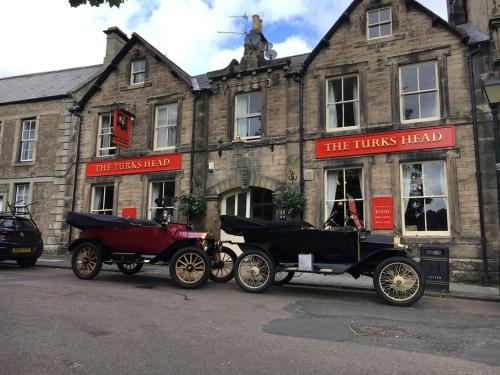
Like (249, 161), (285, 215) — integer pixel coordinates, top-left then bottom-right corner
(117, 263), (143, 275)
(16, 257), (38, 268)
(273, 271), (295, 285)
(169, 247), (210, 289)
(71, 242), (103, 280)
(373, 256), (424, 306)
(235, 250), (274, 293)
(209, 247), (236, 283)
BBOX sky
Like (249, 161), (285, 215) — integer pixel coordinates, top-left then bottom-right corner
(0, 0), (448, 79)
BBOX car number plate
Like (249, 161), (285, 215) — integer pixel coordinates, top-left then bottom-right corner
(12, 247), (32, 254)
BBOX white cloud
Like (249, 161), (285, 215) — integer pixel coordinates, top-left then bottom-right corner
(0, 0), (448, 78)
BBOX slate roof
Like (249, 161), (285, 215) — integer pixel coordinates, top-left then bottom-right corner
(0, 65), (102, 105)
(457, 23), (491, 45)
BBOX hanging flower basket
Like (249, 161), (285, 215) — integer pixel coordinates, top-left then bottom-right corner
(178, 193), (207, 218)
(273, 187), (305, 218)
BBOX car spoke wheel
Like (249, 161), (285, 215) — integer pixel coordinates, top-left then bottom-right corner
(373, 256), (424, 306)
(273, 271), (295, 285)
(71, 242), (102, 280)
(235, 250), (274, 293)
(209, 247), (236, 283)
(117, 262), (143, 275)
(169, 247), (210, 289)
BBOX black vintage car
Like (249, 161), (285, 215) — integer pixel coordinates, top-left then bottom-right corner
(220, 210), (425, 306)
(0, 212), (43, 267)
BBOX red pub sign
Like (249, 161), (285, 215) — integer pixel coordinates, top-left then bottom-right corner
(112, 107), (133, 148)
(316, 125), (455, 159)
(371, 197), (394, 230)
(85, 153), (182, 177)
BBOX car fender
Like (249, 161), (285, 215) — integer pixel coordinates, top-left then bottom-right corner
(348, 248), (410, 276)
(237, 242), (273, 259)
(159, 238), (200, 263)
(68, 237), (106, 252)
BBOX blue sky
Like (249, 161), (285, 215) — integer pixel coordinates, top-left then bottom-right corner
(0, 0), (448, 78)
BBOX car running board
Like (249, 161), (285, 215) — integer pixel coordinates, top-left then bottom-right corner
(285, 264), (351, 274)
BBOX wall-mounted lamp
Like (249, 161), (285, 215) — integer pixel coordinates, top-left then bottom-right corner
(217, 139), (223, 157)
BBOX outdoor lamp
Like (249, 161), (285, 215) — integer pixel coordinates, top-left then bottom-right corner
(483, 79), (500, 107)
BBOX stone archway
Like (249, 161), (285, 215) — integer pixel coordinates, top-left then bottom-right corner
(206, 172), (282, 197)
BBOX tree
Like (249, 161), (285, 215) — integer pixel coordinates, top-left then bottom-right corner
(69, 0), (125, 7)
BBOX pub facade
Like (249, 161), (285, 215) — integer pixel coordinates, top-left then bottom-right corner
(66, 0), (498, 282)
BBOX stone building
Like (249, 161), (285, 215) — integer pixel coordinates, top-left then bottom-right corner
(0, 66), (101, 252)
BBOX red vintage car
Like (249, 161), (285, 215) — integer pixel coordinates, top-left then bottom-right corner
(66, 212), (235, 288)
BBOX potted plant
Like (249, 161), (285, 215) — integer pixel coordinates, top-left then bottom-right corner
(178, 193), (207, 227)
(273, 187), (305, 220)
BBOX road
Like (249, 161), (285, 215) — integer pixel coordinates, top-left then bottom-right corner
(1, 263), (499, 375)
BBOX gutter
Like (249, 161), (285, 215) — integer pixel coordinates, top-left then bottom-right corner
(292, 72), (305, 220)
(67, 106), (83, 248)
(190, 91), (202, 193)
(468, 45), (490, 285)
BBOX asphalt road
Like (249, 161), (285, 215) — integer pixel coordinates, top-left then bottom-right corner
(1, 264), (499, 375)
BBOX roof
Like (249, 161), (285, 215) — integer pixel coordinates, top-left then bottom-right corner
(303, 0), (470, 69)
(0, 65), (102, 105)
(457, 23), (491, 45)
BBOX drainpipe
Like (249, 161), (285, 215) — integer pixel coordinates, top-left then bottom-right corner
(67, 105), (82, 248)
(293, 73), (305, 220)
(190, 91), (201, 194)
(468, 46), (490, 285)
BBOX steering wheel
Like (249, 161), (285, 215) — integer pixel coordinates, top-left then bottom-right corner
(322, 210), (341, 229)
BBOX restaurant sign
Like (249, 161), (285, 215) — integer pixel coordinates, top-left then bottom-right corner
(371, 197), (394, 230)
(86, 153), (182, 177)
(316, 125), (455, 159)
(112, 107), (133, 148)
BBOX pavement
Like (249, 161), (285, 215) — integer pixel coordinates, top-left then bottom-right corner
(33, 254), (500, 302)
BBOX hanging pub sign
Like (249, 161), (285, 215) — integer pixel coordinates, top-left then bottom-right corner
(316, 125), (455, 159)
(372, 197), (394, 230)
(112, 107), (133, 148)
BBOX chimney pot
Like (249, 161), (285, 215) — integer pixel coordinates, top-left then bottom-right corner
(251, 15), (262, 33)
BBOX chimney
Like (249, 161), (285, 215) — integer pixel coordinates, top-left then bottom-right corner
(251, 14), (263, 34)
(103, 27), (129, 65)
(447, 0), (468, 25)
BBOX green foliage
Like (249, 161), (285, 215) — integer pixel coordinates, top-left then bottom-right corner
(178, 193), (207, 218)
(69, 0), (125, 8)
(273, 187), (305, 216)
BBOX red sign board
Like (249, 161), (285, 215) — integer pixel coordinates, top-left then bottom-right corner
(121, 207), (136, 219)
(372, 197), (394, 230)
(316, 125), (455, 159)
(112, 107), (133, 148)
(86, 153), (182, 177)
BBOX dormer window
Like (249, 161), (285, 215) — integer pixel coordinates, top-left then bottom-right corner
(367, 7), (392, 39)
(130, 59), (146, 84)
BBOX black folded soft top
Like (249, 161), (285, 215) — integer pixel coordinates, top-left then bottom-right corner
(66, 212), (133, 230)
(220, 215), (314, 236)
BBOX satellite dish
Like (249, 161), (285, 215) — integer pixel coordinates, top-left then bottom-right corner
(265, 42), (273, 50)
(265, 49), (278, 60)
(247, 33), (261, 46)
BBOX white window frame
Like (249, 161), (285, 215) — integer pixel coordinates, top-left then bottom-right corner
(90, 185), (114, 215)
(97, 113), (116, 157)
(367, 7), (392, 40)
(221, 190), (251, 217)
(130, 59), (146, 85)
(154, 104), (178, 151)
(14, 183), (30, 215)
(148, 180), (176, 219)
(324, 168), (364, 223)
(326, 74), (360, 132)
(19, 119), (36, 162)
(399, 61), (440, 124)
(0, 194), (4, 213)
(400, 161), (450, 237)
(234, 92), (262, 141)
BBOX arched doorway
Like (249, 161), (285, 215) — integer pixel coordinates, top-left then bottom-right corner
(221, 187), (274, 220)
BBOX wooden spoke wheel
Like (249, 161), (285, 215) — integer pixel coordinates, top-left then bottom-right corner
(71, 242), (102, 280)
(169, 247), (210, 289)
(117, 262), (143, 275)
(209, 247), (236, 283)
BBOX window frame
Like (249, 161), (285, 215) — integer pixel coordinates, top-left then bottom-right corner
(19, 118), (36, 162)
(0, 194), (4, 213)
(97, 113), (116, 157)
(234, 91), (262, 141)
(90, 185), (114, 215)
(130, 58), (146, 85)
(14, 183), (30, 215)
(153, 103), (178, 151)
(400, 161), (450, 237)
(324, 168), (364, 225)
(367, 7), (392, 40)
(148, 180), (176, 220)
(325, 74), (360, 132)
(399, 61), (440, 124)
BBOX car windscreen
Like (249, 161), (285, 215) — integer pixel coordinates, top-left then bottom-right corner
(0, 218), (36, 230)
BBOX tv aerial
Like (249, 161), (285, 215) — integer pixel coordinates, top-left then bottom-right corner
(217, 13), (249, 36)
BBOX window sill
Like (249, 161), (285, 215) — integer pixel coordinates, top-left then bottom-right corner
(321, 127), (361, 137)
(402, 235), (451, 242)
(353, 33), (405, 48)
(151, 148), (177, 154)
(12, 161), (35, 167)
(120, 81), (152, 91)
(398, 119), (447, 129)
